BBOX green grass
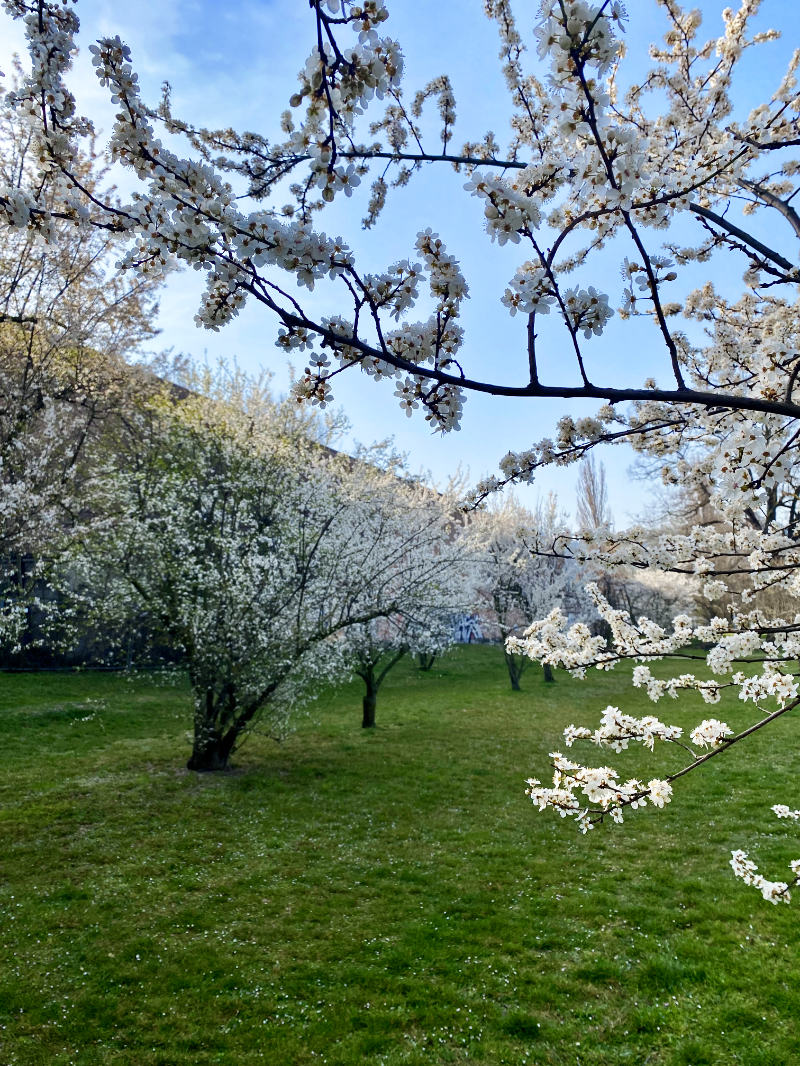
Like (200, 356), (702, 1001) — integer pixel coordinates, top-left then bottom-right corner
(1, 646), (798, 1065)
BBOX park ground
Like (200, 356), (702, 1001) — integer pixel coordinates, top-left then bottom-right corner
(1, 645), (798, 1065)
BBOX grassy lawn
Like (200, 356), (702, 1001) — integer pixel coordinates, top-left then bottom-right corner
(1, 645), (798, 1065)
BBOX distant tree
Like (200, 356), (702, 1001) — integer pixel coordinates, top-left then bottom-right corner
(349, 610), (458, 729)
(575, 456), (611, 533)
(414, 614), (454, 672)
(337, 466), (471, 727)
(573, 458), (694, 637)
(471, 495), (584, 689)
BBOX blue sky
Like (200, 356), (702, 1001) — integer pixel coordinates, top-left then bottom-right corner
(2, 1), (799, 522)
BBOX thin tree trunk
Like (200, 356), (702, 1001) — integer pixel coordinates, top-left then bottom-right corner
(504, 649), (524, 691)
(362, 669), (378, 728)
(543, 662), (554, 683)
(358, 648), (407, 728)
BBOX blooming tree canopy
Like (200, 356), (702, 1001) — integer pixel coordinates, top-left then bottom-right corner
(0, 72), (161, 656)
(3, 0), (800, 897)
(62, 372), (475, 770)
(469, 493), (586, 689)
(343, 479), (474, 728)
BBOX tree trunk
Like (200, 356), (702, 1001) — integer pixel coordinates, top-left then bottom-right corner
(504, 649), (525, 691)
(187, 736), (234, 772)
(187, 729), (237, 771)
(543, 662), (554, 683)
(187, 687), (239, 771)
(362, 672), (378, 728)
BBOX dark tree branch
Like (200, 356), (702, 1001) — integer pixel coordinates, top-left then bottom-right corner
(689, 201), (796, 274)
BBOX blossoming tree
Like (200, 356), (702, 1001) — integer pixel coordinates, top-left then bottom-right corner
(0, 71), (161, 658)
(62, 373), (475, 770)
(338, 467), (474, 728)
(469, 493), (585, 689)
(347, 611), (455, 730)
(3, 0), (800, 896)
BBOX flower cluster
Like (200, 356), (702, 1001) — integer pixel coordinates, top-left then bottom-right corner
(729, 850), (795, 904)
(415, 229), (469, 315)
(502, 263), (555, 317)
(632, 665), (722, 705)
(730, 809), (800, 904)
(526, 749), (672, 833)
(564, 706), (683, 753)
(535, 1), (625, 81)
(464, 170), (541, 244)
(561, 285), (614, 339)
(733, 669), (799, 709)
(688, 718), (732, 750)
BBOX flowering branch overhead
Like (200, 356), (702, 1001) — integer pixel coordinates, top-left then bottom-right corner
(2, 0), (799, 436)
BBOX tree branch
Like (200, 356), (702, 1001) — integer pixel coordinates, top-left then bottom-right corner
(689, 201), (796, 274)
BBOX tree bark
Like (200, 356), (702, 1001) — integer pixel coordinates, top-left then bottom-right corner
(358, 648), (407, 728)
(543, 662), (554, 683)
(504, 649), (525, 691)
(362, 670), (378, 728)
(187, 687), (240, 771)
(187, 728), (237, 771)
